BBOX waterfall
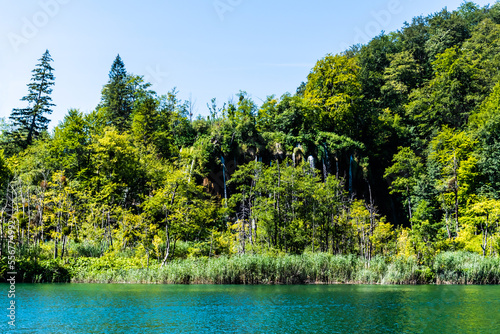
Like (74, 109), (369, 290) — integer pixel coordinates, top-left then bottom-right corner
(323, 143), (330, 169)
(322, 143), (329, 181)
(349, 155), (353, 194)
(221, 156), (227, 204)
(322, 157), (327, 181)
(323, 144), (329, 163)
(308, 156), (315, 171)
(188, 158), (195, 183)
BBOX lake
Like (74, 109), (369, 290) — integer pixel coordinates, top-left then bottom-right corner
(2, 284), (499, 333)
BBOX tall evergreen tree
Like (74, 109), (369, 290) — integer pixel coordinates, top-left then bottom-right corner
(8, 50), (55, 150)
(100, 54), (133, 131)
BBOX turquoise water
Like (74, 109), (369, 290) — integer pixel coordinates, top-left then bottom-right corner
(1, 284), (500, 333)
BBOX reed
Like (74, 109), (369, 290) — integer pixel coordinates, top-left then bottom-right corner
(433, 251), (500, 284)
(68, 253), (431, 285)
(7, 251), (500, 284)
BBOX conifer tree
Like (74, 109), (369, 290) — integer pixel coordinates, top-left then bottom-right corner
(9, 50), (55, 150)
(100, 55), (133, 131)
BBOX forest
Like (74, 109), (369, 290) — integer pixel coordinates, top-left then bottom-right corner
(1, 2), (500, 284)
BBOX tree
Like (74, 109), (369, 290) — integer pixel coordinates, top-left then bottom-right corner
(470, 82), (500, 198)
(142, 167), (215, 265)
(461, 18), (500, 98)
(381, 51), (422, 110)
(51, 109), (92, 180)
(428, 127), (478, 238)
(43, 171), (75, 259)
(304, 54), (362, 138)
(400, 16), (431, 75)
(408, 46), (483, 144)
(425, 7), (475, 61)
(90, 128), (141, 207)
(358, 33), (400, 106)
(384, 147), (424, 221)
(0, 150), (10, 191)
(8, 50), (55, 151)
(462, 198), (500, 256)
(99, 55), (133, 132)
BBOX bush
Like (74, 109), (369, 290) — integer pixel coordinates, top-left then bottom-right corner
(70, 240), (107, 258)
(7, 258), (72, 283)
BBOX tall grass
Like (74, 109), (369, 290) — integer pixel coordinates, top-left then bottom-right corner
(8, 251), (500, 284)
(68, 253), (439, 285)
(69, 240), (108, 258)
(433, 251), (500, 284)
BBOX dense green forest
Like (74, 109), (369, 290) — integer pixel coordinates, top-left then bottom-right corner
(2, 2), (500, 283)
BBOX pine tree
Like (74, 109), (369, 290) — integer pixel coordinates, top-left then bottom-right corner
(9, 50), (55, 150)
(100, 55), (133, 131)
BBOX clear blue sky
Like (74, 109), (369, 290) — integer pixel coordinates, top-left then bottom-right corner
(0, 0), (495, 128)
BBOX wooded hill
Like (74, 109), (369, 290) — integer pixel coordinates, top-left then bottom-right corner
(1, 2), (500, 273)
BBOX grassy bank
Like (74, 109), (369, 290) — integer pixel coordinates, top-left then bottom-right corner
(4, 251), (500, 285)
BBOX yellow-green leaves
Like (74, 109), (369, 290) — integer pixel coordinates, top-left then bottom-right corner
(304, 54), (362, 135)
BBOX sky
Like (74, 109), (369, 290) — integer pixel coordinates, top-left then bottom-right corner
(0, 0), (495, 128)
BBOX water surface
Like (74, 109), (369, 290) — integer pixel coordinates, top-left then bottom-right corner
(2, 284), (499, 333)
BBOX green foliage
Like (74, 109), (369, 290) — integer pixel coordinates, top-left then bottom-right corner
(99, 55), (134, 131)
(3, 2), (500, 285)
(9, 251), (498, 285)
(433, 251), (500, 284)
(385, 147), (424, 220)
(304, 54), (362, 137)
(0, 150), (11, 191)
(51, 109), (92, 179)
(381, 51), (422, 109)
(470, 82), (500, 198)
(7, 50), (55, 152)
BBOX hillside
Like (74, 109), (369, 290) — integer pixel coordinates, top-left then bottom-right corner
(1, 2), (500, 281)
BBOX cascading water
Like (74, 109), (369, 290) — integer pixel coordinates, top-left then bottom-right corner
(221, 156), (227, 204)
(308, 156), (315, 172)
(349, 154), (353, 194)
(322, 143), (330, 181)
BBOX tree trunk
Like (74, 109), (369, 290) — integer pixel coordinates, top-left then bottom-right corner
(275, 160), (280, 248)
(161, 184), (178, 267)
(161, 222), (171, 267)
(481, 214), (489, 257)
(406, 184), (412, 222)
(107, 211), (113, 247)
(444, 209), (452, 239)
(61, 235), (67, 259)
(453, 154), (459, 234)
(54, 237), (58, 259)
